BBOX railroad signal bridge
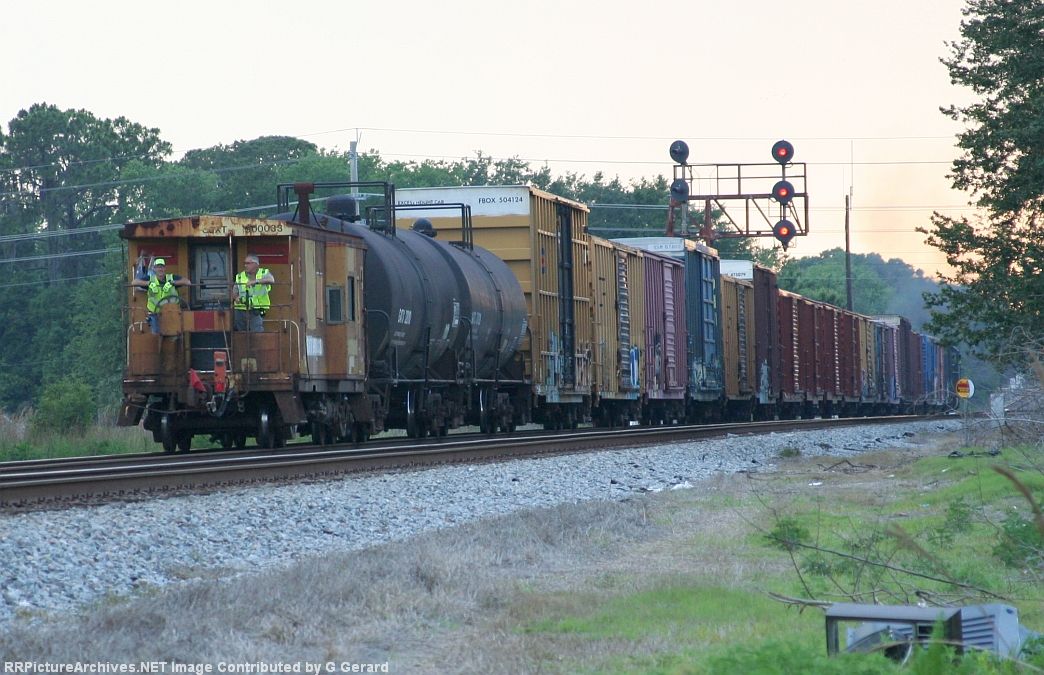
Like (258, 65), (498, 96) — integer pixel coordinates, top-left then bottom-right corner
(666, 139), (810, 250)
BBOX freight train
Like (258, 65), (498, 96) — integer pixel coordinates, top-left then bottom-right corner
(117, 181), (958, 451)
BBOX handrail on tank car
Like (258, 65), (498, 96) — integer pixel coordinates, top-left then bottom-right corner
(382, 203), (474, 249)
(277, 181), (397, 234)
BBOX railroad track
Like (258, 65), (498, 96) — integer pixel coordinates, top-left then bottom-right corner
(0, 415), (942, 508)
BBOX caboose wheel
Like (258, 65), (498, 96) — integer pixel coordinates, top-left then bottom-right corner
(159, 414), (176, 454)
(257, 408), (274, 448)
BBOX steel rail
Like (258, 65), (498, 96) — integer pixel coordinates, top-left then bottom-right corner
(0, 415), (944, 508)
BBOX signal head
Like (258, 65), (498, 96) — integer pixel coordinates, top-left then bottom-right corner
(773, 219), (796, 249)
(670, 178), (689, 202)
(669, 140), (690, 165)
(771, 179), (795, 205)
(771, 140), (794, 165)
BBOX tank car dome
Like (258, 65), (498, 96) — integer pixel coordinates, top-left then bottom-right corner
(325, 195), (359, 222)
(411, 218), (437, 237)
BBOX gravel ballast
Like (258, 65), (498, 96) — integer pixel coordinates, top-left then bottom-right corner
(0, 420), (959, 629)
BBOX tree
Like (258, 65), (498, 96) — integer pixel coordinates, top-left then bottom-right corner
(0, 104), (170, 410)
(920, 1), (1044, 365)
(0, 103), (169, 278)
(776, 249), (918, 317)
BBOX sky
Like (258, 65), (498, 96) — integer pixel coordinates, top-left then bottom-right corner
(2, 0), (976, 277)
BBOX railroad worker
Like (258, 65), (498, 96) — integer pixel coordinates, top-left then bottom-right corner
(232, 253), (275, 332)
(130, 258), (191, 334)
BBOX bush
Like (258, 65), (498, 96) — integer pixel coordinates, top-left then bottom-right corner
(993, 511), (1044, 569)
(31, 378), (97, 435)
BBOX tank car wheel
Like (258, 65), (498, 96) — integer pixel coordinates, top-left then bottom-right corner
(176, 433), (192, 454)
(311, 423), (330, 446)
(351, 423), (369, 444)
(234, 432), (248, 449)
(257, 408), (275, 448)
(407, 412), (422, 439)
(335, 416), (350, 442)
(159, 414), (176, 454)
(219, 433), (235, 449)
(481, 409), (497, 435)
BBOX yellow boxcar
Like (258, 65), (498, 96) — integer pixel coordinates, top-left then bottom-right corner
(395, 186), (592, 422)
(587, 237), (646, 424)
(720, 274), (756, 405)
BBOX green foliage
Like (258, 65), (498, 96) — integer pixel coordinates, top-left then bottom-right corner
(992, 511), (1044, 568)
(920, 1), (1044, 366)
(701, 639), (900, 674)
(927, 497), (974, 546)
(776, 248), (939, 323)
(31, 378), (96, 434)
(765, 516), (810, 552)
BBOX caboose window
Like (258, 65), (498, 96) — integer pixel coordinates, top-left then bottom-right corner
(347, 276), (357, 321)
(326, 285), (344, 324)
(191, 246), (230, 309)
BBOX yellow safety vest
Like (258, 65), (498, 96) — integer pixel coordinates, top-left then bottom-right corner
(147, 276), (180, 313)
(234, 269), (271, 312)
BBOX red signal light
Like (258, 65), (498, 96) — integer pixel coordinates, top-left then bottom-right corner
(773, 219), (796, 249)
(771, 179), (795, 205)
(771, 140), (794, 165)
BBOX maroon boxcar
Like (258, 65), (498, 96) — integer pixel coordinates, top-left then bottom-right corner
(836, 310), (861, 412)
(753, 265), (781, 417)
(814, 303), (841, 413)
(642, 251), (687, 421)
(778, 291), (814, 416)
(875, 315), (923, 410)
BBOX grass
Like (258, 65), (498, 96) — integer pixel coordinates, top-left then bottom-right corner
(520, 582), (825, 673)
(0, 410), (155, 461)
(503, 441), (1044, 673)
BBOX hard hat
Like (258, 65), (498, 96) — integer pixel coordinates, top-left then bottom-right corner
(153, 258), (166, 266)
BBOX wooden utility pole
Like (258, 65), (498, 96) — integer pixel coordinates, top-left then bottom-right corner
(845, 194), (853, 311)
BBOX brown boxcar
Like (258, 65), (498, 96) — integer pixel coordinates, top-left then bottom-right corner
(641, 250), (687, 421)
(875, 315), (923, 409)
(836, 310), (860, 408)
(752, 264), (781, 414)
(777, 290), (802, 410)
(395, 185), (592, 427)
(814, 302), (841, 410)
